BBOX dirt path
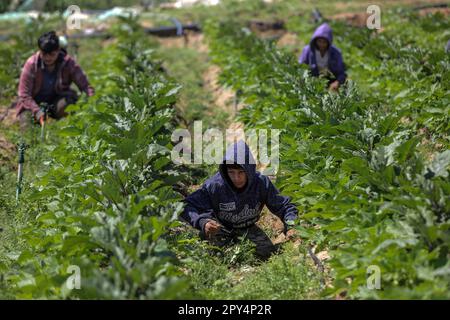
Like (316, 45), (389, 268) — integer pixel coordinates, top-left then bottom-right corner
(159, 31), (288, 240)
(0, 134), (16, 170)
(0, 103), (17, 125)
(157, 27), (338, 299)
(159, 30), (333, 298)
(0, 105), (18, 170)
(180, 32), (302, 246)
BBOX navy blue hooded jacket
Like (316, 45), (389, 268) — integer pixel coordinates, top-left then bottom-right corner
(182, 141), (298, 232)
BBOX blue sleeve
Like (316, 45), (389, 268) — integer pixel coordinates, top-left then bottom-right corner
(181, 185), (214, 232)
(263, 177), (298, 225)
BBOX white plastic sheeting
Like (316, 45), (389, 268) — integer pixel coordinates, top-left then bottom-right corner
(172, 0), (220, 9)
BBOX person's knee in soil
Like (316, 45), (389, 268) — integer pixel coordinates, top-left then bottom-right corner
(181, 140), (301, 260)
(200, 220), (235, 248)
(50, 94), (78, 119)
(21, 93), (77, 129)
(14, 31), (94, 126)
(241, 225), (280, 260)
(298, 23), (347, 91)
(203, 220), (280, 260)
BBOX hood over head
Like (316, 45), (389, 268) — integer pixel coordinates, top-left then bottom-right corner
(219, 140), (257, 193)
(310, 23), (333, 49)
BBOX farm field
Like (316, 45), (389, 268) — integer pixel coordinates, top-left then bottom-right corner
(0, 0), (449, 301)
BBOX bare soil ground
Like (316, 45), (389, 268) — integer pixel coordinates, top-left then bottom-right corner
(0, 105), (18, 170)
(0, 133), (16, 170)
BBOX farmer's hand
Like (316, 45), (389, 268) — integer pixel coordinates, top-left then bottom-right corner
(35, 110), (45, 126)
(204, 220), (222, 238)
(329, 80), (340, 92)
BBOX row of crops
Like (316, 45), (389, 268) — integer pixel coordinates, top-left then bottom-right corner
(0, 6), (449, 300)
(204, 10), (450, 299)
(1, 20), (193, 299)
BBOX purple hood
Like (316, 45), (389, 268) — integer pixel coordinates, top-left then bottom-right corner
(310, 22), (333, 49)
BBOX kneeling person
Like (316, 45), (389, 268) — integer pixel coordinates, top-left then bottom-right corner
(16, 31), (94, 128)
(182, 141), (298, 260)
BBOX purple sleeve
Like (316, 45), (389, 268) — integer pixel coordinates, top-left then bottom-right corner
(299, 45), (310, 64)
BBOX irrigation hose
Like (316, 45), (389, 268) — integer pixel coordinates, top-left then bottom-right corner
(307, 244), (326, 289)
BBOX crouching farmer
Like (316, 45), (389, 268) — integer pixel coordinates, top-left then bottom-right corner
(15, 31), (94, 129)
(181, 141), (299, 260)
(299, 23), (347, 91)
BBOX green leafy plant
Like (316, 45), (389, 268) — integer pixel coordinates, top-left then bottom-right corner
(3, 18), (191, 299)
(205, 11), (450, 299)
